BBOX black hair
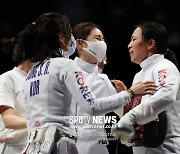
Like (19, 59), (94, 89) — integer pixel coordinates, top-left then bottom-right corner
(1, 30), (30, 65)
(136, 21), (178, 68)
(23, 12), (71, 62)
(72, 22), (104, 40)
(72, 22), (105, 59)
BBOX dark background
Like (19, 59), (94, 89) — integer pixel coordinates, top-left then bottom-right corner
(0, 0), (180, 153)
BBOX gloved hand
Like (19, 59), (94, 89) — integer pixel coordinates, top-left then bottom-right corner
(112, 99), (157, 147)
(112, 110), (136, 147)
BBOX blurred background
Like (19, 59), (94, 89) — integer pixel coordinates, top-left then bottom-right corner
(0, 0), (179, 153)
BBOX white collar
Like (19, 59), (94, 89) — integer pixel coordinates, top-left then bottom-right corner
(14, 67), (27, 77)
(140, 54), (164, 70)
(74, 57), (97, 73)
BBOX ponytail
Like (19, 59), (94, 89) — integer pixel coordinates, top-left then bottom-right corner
(1, 37), (15, 55)
(164, 49), (179, 69)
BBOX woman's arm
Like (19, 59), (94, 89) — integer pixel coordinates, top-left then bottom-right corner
(1, 106), (26, 129)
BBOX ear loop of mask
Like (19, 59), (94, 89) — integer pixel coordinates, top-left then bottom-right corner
(58, 36), (76, 58)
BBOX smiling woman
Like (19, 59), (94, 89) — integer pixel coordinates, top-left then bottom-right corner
(69, 21), (158, 154)
(114, 21), (180, 154)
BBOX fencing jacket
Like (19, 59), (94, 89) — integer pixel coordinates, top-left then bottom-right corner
(131, 54), (180, 154)
(70, 57), (119, 154)
(23, 57), (130, 137)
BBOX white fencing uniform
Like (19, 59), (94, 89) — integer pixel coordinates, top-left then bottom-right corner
(131, 54), (180, 154)
(0, 67), (28, 154)
(23, 57), (130, 154)
(70, 57), (121, 154)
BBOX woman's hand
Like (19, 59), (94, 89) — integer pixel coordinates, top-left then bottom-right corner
(129, 81), (157, 97)
(111, 80), (127, 92)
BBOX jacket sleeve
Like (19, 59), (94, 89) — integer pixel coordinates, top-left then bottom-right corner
(62, 62), (131, 114)
(0, 74), (15, 109)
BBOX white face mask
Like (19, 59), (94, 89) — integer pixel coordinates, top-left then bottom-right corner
(60, 37), (76, 58)
(82, 40), (107, 62)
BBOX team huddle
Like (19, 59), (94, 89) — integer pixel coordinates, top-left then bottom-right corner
(0, 12), (180, 154)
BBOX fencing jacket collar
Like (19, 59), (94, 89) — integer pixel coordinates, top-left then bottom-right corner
(140, 54), (164, 70)
(74, 57), (97, 73)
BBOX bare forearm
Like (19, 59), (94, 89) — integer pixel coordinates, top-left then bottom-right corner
(1, 107), (27, 129)
(3, 115), (27, 129)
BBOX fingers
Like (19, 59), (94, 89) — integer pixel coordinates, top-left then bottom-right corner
(142, 81), (157, 87)
(111, 79), (116, 82)
(111, 80), (127, 92)
(142, 81), (158, 94)
(145, 91), (156, 95)
(111, 80), (123, 84)
(144, 84), (158, 95)
(143, 81), (155, 84)
(143, 81), (157, 88)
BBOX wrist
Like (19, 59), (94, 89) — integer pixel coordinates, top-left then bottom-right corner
(127, 88), (135, 99)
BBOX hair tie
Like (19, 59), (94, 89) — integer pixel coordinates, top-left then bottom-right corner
(164, 48), (170, 55)
(32, 22), (36, 26)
